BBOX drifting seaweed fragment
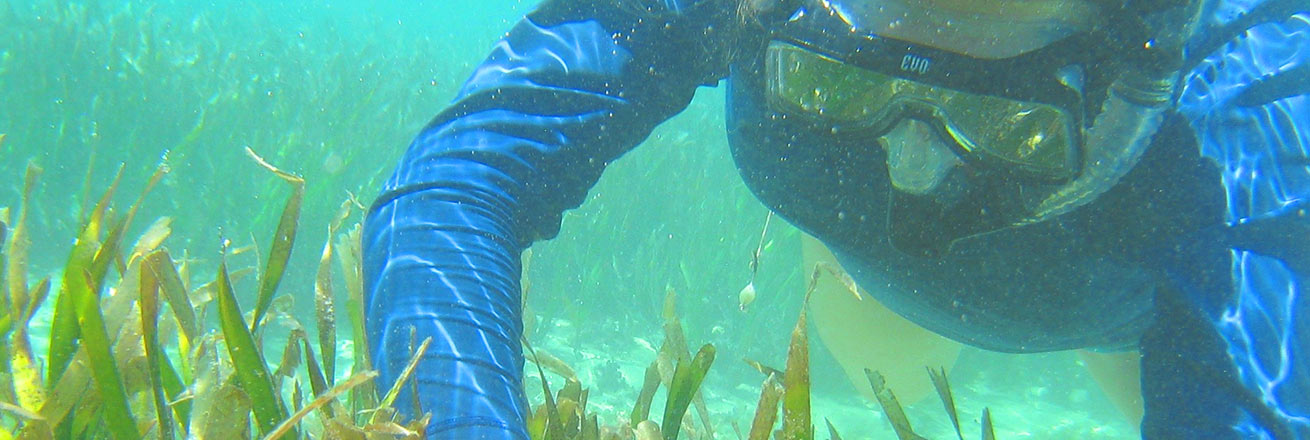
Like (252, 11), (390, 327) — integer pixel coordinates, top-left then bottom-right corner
(336, 222), (379, 413)
(927, 366), (964, 440)
(630, 361), (662, 428)
(245, 146), (305, 333)
(747, 373), (783, 440)
(661, 344), (715, 440)
(263, 371), (378, 440)
(0, 214), (6, 404)
(216, 258), (288, 437)
(6, 321), (47, 434)
(272, 327), (306, 390)
(313, 282), (337, 380)
(292, 379), (305, 417)
(37, 162), (83, 388)
(138, 253), (175, 439)
(335, 224), (366, 360)
(146, 249), (200, 360)
(825, 417), (843, 440)
(314, 199), (355, 385)
(780, 280), (814, 440)
(814, 261), (862, 302)
(530, 347), (580, 383)
(113, 163), (169, 273)
(375, 335), (431, 417)
(143, 251), (193, 430)
(521, 248), (539, 339)
(0, 400), (41, 423)
(743, 358), (784, 379)
(525, 336), (566, 440)
(1, 209), (7, 326)
(127, 216), (172, 269)
(6, 163), (39, 332)
(3, 164), (49, 416)
(405, 327), (422, 420)
(749, 212), (772, 276)
(739, 211), (772, 312)
(300, 335), (335, 417)
(866, 369), (927, 440)
(860, 365), (999, 440)
(27, 341), (86, 435)
(523, 340), (603, 440)
(657, 288), (714, 438)
(582, 413), (601, 440)
(556, 379), (585, 438)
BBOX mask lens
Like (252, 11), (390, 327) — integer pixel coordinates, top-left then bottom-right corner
(767, 42), (892, 122)
(766, 41), (1079, 180)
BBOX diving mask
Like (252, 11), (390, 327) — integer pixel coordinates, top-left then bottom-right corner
(762, 6), (1181, 257)
(765, 28), (1094, 183)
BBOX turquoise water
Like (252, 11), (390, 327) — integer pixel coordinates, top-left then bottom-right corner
(2, 0), (1135, 438)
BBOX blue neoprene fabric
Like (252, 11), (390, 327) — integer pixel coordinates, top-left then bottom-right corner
(363, 0), (1310, 438)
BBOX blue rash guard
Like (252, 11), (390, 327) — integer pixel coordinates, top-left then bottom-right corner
(363, 0), (1310, 438)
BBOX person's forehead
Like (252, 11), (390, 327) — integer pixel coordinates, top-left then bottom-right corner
(821, 0), (1102, 58)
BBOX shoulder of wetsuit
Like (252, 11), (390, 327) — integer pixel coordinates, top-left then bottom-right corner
(1172, 0), (1310, 275)
(527, 0), (762, 88)
(1181, 0), (1310, 107)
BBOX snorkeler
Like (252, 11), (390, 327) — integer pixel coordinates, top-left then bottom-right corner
(363, 0), (1310, 438)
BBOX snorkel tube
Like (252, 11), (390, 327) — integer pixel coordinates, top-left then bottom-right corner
(1025, 0), (1204, 223)
(1028, 69), (1177, 221)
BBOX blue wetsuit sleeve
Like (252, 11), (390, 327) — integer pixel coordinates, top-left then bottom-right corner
(1152, 4), (1310, 438)
(362, 0), (740, 438)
